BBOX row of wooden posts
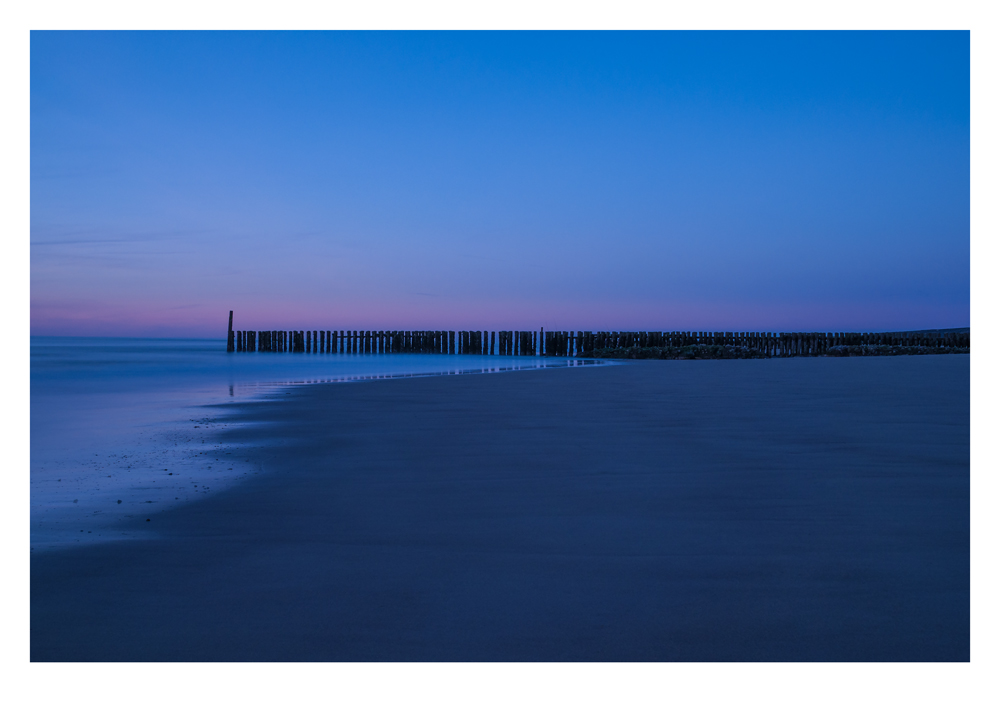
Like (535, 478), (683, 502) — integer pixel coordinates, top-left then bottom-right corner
(225, 314), (969, 357)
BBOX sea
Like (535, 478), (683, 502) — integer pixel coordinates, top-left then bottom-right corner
(30, 336), (597, 551)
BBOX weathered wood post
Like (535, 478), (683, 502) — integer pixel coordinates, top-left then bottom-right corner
(227, 311), (235, 352)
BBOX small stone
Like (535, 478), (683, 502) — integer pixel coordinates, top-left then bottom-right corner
(117, 500), (122, 504)
(146, 518), (150, 522)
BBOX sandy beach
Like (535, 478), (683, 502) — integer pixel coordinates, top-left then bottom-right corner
(30, 357), (969, 661)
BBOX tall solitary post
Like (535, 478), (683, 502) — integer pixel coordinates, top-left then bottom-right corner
(227, 311), (235, 352)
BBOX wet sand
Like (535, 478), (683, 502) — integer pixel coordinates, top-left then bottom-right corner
(30, 357), (969, 661)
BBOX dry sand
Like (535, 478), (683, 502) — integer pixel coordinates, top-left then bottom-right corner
(30, 356), (969, 661)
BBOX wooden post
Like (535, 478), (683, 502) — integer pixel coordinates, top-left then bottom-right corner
(227, 311), (235, 352)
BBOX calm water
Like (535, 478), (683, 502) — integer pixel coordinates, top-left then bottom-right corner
(30, 336), (599, 550)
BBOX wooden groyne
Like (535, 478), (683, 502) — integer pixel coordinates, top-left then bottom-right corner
(225, 313), (969, 358)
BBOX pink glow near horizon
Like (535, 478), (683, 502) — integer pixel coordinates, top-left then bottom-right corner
(30, 297), (969, 339)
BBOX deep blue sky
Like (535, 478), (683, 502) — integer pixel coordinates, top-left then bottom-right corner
(30, 31), (969, 336)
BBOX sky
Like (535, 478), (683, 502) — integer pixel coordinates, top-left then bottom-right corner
(30, 31), (969, 338)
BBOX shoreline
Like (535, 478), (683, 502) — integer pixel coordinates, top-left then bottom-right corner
(31, 356), (970, 661)
(29, 342), (599, 552)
